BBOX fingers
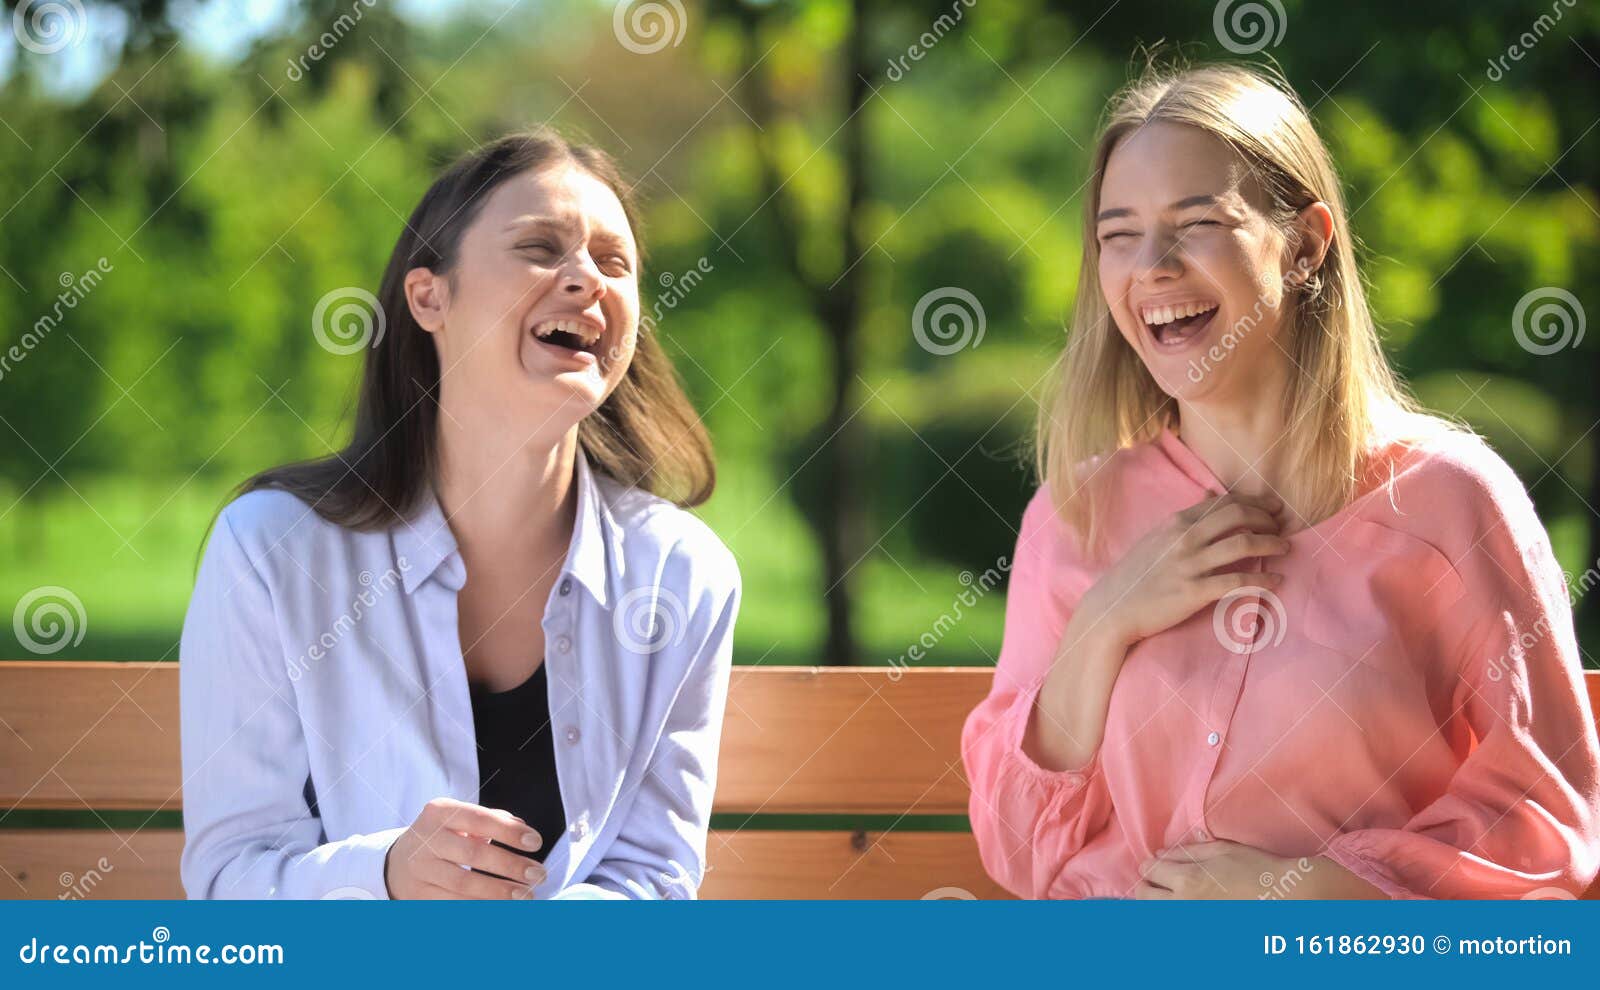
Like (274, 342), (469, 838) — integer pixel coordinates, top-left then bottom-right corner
(1152, 840), (1236, 864)
(1187, 495), (1283, 547)
(428, 829), (548, 886)
(1191, 532), (1291, 575)
(1132, 879), (1174, 900)
(421, 797), (541, 852)
(416, 854), (535, 900)
(1196, 569), (1283, 601)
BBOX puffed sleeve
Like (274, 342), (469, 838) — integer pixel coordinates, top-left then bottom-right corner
(180, 503), (405, 899)
(961, 487), (1117, 898)
(1323, 443), (1600, 898)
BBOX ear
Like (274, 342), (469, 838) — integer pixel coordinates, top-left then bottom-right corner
(404, 266), (448, 334)
(1288, 202), (1334, 283)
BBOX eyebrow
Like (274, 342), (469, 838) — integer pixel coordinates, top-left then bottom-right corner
(1096, 194), (1223, 223)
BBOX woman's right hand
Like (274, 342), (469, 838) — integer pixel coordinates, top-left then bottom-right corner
(1083, 491), (1290, 649)
(383, 797), (547, 899)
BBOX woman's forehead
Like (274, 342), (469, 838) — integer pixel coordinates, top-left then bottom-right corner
(480, 164), (634, 242)
(1101, 121), (1259, 207)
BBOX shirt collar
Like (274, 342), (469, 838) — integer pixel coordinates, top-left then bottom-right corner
(391, 448), (617, 606)
(1154, 425), (1228, 496)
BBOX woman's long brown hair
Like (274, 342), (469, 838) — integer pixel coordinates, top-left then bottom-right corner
(235, 127), (715, 530)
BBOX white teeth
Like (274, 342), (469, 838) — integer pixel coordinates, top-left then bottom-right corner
(1141, 300), (1217, 326)
(530, 318), (600, 346)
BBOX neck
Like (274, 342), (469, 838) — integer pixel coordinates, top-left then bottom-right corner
(1175, 361), (1299, 520)
(434, 419), (580, 559)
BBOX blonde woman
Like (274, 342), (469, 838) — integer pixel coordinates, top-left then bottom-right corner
(961, 64), (1600, 899)
(180, 129), (739, 899)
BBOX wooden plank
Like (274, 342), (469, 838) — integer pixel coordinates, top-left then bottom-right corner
(0, 829), (1010, 900)
(0, 662), (991, 815)
(0, 662), (182, 812)
(714, 667), (988, 815)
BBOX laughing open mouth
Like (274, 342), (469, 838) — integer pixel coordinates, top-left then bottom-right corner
(1141, 300), (1219, 346)
(530, 317), (602, 354)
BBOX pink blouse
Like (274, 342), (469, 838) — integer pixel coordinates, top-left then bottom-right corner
(962, 427), (1600, 899)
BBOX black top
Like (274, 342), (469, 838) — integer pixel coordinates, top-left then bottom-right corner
(470, 662), (565, 870)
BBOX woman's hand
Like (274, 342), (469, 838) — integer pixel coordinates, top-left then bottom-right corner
(1134, 839), (1298, 899)
(383, 797), (547, 899)
(1135, 840), (1389, 899)
(1086, 491), (1290, 648)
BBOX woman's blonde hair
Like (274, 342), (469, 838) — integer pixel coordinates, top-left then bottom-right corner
(1037, 62), (1446, 557)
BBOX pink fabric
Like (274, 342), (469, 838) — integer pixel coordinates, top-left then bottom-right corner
(962, 427), (1600, 899)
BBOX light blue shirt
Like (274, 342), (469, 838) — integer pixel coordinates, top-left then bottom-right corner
(179, 452), (740, 899)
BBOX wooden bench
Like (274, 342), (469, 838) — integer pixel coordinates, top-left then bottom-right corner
(3, 662), (1599, 899)
(0, 663), (1006, 899)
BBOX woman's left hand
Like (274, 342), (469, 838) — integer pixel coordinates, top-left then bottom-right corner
(1135, 839), (1299, 899)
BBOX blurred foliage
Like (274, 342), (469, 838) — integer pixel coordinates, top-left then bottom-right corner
(0, 0), (1596, 667)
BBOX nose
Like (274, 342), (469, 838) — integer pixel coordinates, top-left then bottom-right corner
(560, 251), (606, 301)
(1131, 230), (1184, 285)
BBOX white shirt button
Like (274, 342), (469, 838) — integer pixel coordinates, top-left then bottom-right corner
(555, 635), (572, 653)
(1206, 731), (1220, 746)
(1194, 827), (1211, 841)
(565, 726), (580, 744)
(570, 819), (589, 838)
(558, 578), (572, 596)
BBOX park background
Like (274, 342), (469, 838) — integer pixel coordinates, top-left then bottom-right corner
(1, 0), (1597, 673)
